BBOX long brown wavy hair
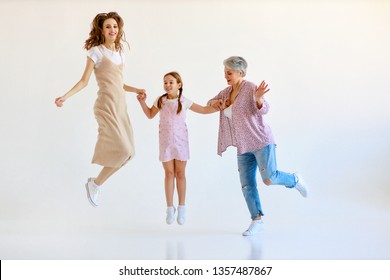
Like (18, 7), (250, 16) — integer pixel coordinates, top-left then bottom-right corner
(157, 72), (183, 114)
(84, 12), (129, 51)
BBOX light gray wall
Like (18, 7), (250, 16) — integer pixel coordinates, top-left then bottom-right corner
(0, 0), (389, 230)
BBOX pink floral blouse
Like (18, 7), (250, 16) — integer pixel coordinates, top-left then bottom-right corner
(208, 80), (275, 156)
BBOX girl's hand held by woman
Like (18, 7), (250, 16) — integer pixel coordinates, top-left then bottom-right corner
(137, 92), (147, 102)
(210, 99), (226, 110)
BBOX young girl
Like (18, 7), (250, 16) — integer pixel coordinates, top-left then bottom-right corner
(55, 12), (145, 207)
(137, 72), (219, 225)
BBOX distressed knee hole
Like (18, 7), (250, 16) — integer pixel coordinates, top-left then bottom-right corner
(263, 179), (272, 185)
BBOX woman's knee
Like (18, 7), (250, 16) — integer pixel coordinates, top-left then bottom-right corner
(241, 182), (257, 191)
(262, 171), (277, 185)
(117, 142), (133, 158)
(263, 179), (272, 185)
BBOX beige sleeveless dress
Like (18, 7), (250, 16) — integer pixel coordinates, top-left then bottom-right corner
(91, 46), (135, 168)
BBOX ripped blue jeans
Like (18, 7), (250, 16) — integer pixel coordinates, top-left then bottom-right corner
(237, 144), (296, 219)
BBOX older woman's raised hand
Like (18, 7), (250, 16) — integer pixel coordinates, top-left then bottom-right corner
(255, 80), (270, 101)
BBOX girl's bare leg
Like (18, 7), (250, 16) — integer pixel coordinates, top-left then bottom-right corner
(162, 160), (175, 207)
(174, 160), (187, 206)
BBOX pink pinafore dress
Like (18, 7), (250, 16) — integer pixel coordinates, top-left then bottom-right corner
(158, 97), (189, 162)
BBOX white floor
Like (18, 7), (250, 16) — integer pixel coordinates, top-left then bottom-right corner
(1, 200), (389, 260)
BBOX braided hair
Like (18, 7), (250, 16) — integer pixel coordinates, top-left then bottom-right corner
(157, 72), (183, 114)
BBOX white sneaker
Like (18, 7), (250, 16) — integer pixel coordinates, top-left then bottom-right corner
(85, 177), (99, 207)
(166, 206), (176, 225)
(294, 173), (308, 197)
(177, 205), (186, 225)
(242, 220), (264, 236)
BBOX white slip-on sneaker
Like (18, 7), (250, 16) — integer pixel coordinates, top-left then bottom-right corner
(294, 173), (308, 198)
(242, 220), (264, 236)
(85, 177), (99, 207)
(166, 206), (176, 225)
(177, 205), (186, 225)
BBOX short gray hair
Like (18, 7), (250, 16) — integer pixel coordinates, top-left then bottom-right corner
(223, 56), (248, 77)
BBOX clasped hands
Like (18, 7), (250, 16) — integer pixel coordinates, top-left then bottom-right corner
(136, 80), (269, 109)
(211, 80), (270, 110)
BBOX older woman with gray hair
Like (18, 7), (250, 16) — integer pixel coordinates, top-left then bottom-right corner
(208, 56), (308, 236)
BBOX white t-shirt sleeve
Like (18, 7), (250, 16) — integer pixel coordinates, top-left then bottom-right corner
(87, 46), (103, 65)
(182, 96), (193, 110)
(153, 97), (160, 108)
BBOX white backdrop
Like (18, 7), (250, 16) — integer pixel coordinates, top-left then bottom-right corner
(0, 0), (389, 256)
